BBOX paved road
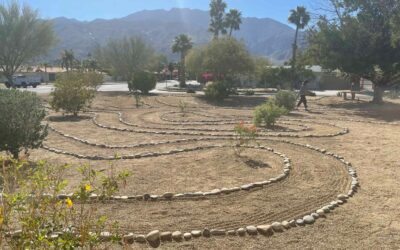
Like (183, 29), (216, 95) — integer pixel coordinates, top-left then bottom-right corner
(17, 81), (370, 98)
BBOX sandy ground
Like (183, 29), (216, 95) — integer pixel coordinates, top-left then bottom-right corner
(24, 93), (400, 249)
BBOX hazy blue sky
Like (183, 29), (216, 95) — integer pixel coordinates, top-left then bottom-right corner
(19, 0), (316, 25)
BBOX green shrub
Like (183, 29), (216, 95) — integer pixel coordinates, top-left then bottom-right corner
(128, 71), (156, 95)
(204, 81), (232, 100)
(275, 90), (297, 111)
(253, 100), (288, 127)
(0, 89), (47, 159)
(50, 72), (103, 116)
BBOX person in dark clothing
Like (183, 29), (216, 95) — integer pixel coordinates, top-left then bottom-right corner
(297, 80), (308, 110)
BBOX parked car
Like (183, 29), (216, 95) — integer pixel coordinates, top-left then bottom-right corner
(5, 75), (42, 88)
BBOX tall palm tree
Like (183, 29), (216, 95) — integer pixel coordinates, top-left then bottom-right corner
(225, 9), (242, 37)
(288, 6), (310, 86)
(60, 49), (75, 72)
(172, 34), (193, 88)
(209, 0), (227, 39)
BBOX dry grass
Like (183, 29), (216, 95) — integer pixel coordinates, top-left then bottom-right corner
(24, 92), (400, 249)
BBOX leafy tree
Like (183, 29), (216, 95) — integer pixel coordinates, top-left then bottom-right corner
(0, 89), (47, 159)
(252, 56), (272, 86)
(94, 37), (154, 80)
(60, 49), (75, 72)
(172, 34), (193, 88)
(203, 37), (254, 79)
(288, 6), (310, 86)
(148, 54), (168, 74)
(50, 72), (103, 116)
(128, 71), (156, 95)
(225, 9), (242, 37)
(209, 0), (227, 39)
(185, 47), (206, 81)
(307, 0), (400, 103)
(0, 1), (56, 84)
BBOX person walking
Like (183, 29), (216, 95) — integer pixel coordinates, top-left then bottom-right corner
(297, 80), (308, 110)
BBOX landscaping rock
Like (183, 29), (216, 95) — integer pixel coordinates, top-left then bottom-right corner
(160, 232), (172, 242)
(237, 228), (246, 236)
(246, 226), (258, 235)
(123, 233), (135, 244)
(210, 229), (226, 236)
(191, 230), (202, 237)
(282, 221), (291, 229)
(257, 225), (273, 236)
(271, 222), (284, 232)
(172, 231), (183, 242)
(303, 215), (315, 224)
(183, 233), (192, 241)
(146, 230), (160, 247)
(227, 230), (236, 236)
(135, 235), (146, 243)
(203, 228), (211, 238)
(162, 192), (174, 199)
(296, 219), (305, 226)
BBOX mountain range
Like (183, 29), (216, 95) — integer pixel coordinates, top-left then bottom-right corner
(43, 8), (305, 65)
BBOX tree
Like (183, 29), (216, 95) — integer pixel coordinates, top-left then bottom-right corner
(50, 72), (103, 116)
(307, 0), (400, 103)
(0, 1), (55, 84)
(185, 47), (206, 81)
(209, 0), (227, 39)
(94, 37), (154, 80)
(203, 37), (254, 79)
(128, 71), (156, 95)
(225, 9), (242, 37)
(0, 89), (47, 159)
(172, 34), (193, 88)
(288, 6), (310, 86)
(60, 49), (75, 72)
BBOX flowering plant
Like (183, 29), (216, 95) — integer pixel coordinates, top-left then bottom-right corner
(233, 121), (258, 157)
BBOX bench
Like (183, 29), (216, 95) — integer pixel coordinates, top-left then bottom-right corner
(338, 90), (359, 100)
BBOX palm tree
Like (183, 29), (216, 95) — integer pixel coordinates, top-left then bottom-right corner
(40, 62), (51, 84)
(209, 0), (227, 39)
(172, 34), (193, 88)
(288, 6), (310, 86)
(60, 49), (75, 72)
(225, 9), (242, 37)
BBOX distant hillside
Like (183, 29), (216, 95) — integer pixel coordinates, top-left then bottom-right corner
(42, 8), (305, 64)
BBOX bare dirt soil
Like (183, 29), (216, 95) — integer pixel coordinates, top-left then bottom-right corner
(27, 93), (400, 249)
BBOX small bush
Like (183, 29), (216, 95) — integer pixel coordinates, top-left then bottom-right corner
(128, 71), (156, 95)
(233, 121), (257, 157)
(0, 157), (130, 249)
(50, 72), (103, 116)
(204, 81), (232, 100)
(0, 89), (47, 159)
(253, 100), (287, 127)
(275, 90), (297, 111)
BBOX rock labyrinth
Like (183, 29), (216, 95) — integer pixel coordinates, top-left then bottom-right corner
(41, 96), (360, 247)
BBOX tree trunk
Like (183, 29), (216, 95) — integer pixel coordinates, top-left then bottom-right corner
(372, 84), (384, 104)
(229, 28), (233, 37)
(179, 53), (186, 88)
(291, 27), (299, 89)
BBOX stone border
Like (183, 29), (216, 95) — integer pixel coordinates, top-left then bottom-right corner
(28, 139), (358, 248)
(92, 112), (349, 138)
(42, 144), (291, 201)
(111, 140), (358, 247)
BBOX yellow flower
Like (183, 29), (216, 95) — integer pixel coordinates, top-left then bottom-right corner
(85, 184), (92, 192)
(65, 198), (73, 208)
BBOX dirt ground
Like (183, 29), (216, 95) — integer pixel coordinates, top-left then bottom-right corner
(28, 92), (400, 249)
